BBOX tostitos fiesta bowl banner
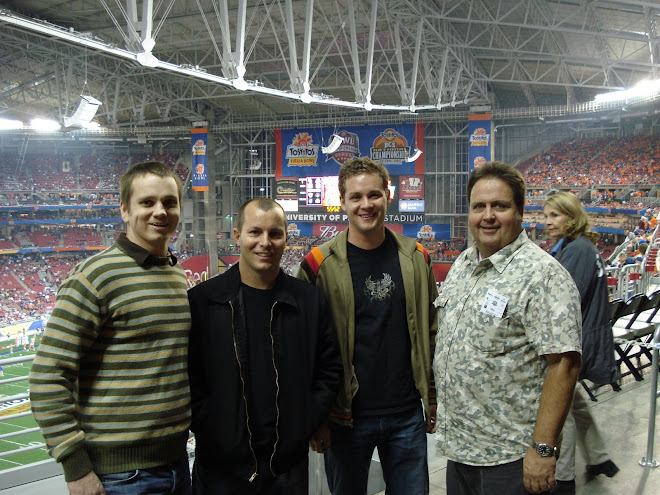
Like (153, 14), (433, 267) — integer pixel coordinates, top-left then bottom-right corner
(275, 123), (424, 178)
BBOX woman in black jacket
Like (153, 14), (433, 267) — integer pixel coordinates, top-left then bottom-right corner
(543, 192), (619, 494)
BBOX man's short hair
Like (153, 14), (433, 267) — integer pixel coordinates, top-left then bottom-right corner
(120, 161), (182, 207)
(235, 198), (287, 232)
(467, 161), (526, 216)
(338, 157), (389, 199)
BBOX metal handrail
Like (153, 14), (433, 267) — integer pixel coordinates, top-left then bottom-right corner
(618, 263), (643, 301)
(639, 324), (660, 468)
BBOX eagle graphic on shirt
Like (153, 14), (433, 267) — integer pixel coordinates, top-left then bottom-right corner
(364, 273), (395, 302)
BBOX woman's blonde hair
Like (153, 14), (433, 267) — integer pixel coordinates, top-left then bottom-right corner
(544, 191), (598, 243)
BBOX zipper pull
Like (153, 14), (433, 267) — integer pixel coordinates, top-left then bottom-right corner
(249, 472), (258, 482)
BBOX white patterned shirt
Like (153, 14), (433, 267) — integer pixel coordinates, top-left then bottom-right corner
(433, 231), (582, 465)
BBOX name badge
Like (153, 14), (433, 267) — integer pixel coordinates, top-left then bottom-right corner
(481, 289), (508, 318)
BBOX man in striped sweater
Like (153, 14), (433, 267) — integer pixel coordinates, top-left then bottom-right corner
(29, 161), (191, 495)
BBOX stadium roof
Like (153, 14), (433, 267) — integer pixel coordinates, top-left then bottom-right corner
(1, 0), (659, 129)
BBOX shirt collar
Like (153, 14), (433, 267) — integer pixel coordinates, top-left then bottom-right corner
(550, 237), (565, 257)
(116, 233), (178, 267)
(466, 230), (527, 274)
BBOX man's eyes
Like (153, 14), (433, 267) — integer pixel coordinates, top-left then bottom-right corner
(471, 203), (511, 211)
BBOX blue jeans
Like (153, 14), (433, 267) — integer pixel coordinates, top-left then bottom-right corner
(191, 455), (308, 495)
(97, 456), (191, 495)
(325, 406), (428, 495)
(446, 459), (551, 495)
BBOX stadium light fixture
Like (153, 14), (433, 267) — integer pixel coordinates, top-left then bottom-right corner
(0, 119), (24, 130)
(30, 118), (61, 131)
(322, 134), (344, 154)
(594, 78), (660, 103)
(63, 95), (102, 128)
(405, 148), (423, 162)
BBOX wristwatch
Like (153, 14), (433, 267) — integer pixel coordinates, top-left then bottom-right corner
(531, 441), (558, 457)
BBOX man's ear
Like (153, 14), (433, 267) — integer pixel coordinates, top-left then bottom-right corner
(120, 201), (129, 223)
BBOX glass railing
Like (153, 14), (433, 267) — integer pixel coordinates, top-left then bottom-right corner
(0, 350), (65, 490)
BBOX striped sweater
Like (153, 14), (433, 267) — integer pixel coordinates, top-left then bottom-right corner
(28, 235), (191, 482)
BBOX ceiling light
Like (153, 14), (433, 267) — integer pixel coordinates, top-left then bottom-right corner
(594, 78), (660, 103)
(364, 101), (373, 111)
(31, 119), (61, 131)
(405, 148), (423, 162)
(322, 134), (344, 154)
(0, 119), (23, 130)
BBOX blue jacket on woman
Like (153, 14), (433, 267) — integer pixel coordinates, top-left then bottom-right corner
(552, 235), (616, 384)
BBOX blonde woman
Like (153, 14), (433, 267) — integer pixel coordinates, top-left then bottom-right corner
(544, 192), (619, 494)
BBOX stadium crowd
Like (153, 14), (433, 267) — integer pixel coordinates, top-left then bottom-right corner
(1, 135), (659, 329)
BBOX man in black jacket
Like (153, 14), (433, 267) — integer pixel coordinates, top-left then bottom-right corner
(188, 198), (342, 495)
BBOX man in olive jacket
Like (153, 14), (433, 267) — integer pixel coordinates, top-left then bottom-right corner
(188, 198), (342, 494)
(297, 158), (438, 495)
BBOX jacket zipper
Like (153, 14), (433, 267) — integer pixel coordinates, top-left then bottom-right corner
(230, 300), (259, 482)
(268, 301), (280, 477)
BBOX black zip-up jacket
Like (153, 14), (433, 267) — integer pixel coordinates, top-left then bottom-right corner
(187, 264), (342, 481)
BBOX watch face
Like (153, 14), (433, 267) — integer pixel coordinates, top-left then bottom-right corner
(537, 444), (552, 456)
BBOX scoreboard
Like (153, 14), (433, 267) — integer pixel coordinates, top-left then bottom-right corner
(276, 174), (425, 218)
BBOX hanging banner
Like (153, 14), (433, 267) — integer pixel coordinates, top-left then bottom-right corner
(468, 114), (493, 172)
(276, 124), (422, 178)
(402, 223), (451, 240)
(191, 127), (209, 192)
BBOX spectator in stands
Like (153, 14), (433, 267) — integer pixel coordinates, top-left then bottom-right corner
(543, 192), (619, 494)
(614, 251), (635, 267)
(434, 162), (582, 495)
(187, 198), (342, 494)
(28, 161), (191, 495)
(297, 157), (438, 495)
(650, 214), (658, 231)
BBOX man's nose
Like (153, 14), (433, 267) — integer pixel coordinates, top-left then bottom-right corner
(153, 202), (166, 215)
(483, 206), (496, 219)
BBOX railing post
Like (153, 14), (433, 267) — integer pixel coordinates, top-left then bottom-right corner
(639, 326), (660, 468)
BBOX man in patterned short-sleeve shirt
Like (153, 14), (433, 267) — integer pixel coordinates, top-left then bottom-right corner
(434, 162), (582, 495)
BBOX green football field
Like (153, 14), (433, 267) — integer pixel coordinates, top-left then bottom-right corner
(0, 344), (51, 471)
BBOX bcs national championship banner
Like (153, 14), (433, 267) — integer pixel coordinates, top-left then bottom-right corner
(191, 127), (209, 192)
(275, 123), (424, 178)
(468, 114), (493, 172)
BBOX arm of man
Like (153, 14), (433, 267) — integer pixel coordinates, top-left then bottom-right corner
(187, 287), (210, 432)
(28, 274), (99, 483)
(523, 351), (581, 494)
(297, 250), (335, 453)
(425, 256), (439, 433)
(67, 471), (106, 495)
(309, 290), (343, 453)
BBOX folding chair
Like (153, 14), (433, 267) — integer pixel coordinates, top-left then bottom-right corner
(631, 290), (660, 366)
(611, 293), (654, 382)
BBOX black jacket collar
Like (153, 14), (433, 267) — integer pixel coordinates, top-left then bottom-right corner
(207, 263), (298, 309)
